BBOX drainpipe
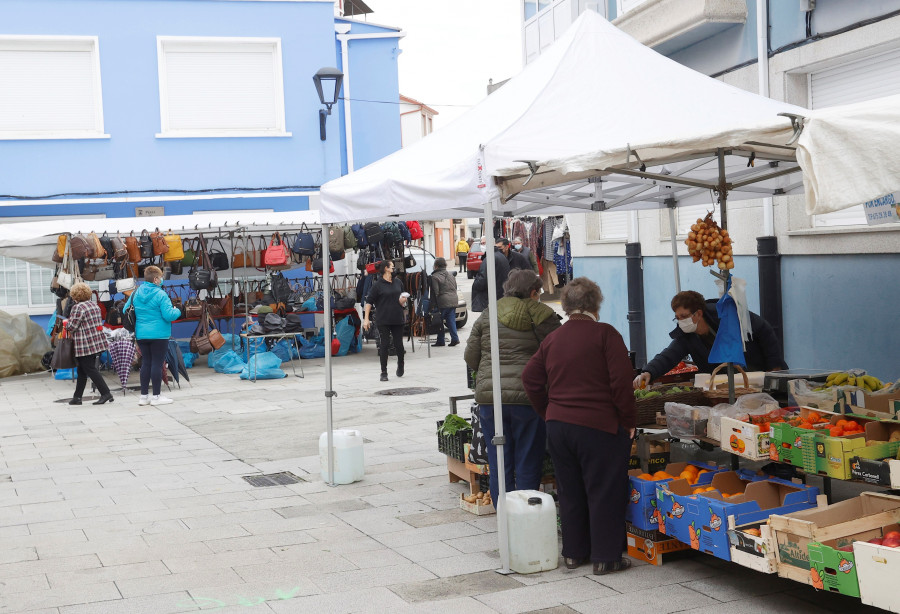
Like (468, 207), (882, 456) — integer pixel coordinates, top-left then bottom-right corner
(755, 0), (783, 344)
(625, 212), (646, 369)
(336, 29), (406, 172)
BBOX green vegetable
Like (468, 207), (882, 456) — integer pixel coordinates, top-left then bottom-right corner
(439, 414), (472, 436)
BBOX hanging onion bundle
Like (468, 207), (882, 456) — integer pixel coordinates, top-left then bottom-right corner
(684, 212), (734, 270)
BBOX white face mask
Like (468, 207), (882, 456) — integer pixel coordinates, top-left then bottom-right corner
(677, 316), (697, 334)
(514, 243), (523, 251)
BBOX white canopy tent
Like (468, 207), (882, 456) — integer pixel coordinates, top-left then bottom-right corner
(319, 9), (898, 573)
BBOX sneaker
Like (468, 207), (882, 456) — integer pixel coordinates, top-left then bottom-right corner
(138, 395), (150, 406)
(448, 340), (460, 347)
(380, 372), (389, 382)
(150, 395), (173, 406)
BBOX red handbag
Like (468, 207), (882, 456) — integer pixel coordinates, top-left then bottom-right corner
(264, 232), (289, 268)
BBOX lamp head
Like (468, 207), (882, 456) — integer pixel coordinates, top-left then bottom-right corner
(313, 67), (344, 113)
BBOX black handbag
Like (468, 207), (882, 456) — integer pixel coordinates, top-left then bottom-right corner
(291, 223), (316, 256)
(139, 230), (154, 259)
(209, 238), (229, 271)
(188, 235), (217, 291)
(50, 334), (76, 371)
(99, 232), (115, 258)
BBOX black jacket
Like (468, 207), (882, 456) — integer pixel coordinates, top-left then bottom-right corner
(507, 249), (532, 271)
(645, 299), (787, 379)
(471, 248), (510, 312)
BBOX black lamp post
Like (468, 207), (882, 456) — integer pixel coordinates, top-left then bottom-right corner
(313, 67), (344, 141)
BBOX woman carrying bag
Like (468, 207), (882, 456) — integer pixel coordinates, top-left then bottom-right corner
(64, 283), (114, 405)
(125, 265), (182, 406)
(362, 260), (407, 382)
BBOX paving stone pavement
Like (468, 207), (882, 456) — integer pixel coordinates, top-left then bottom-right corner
(0, 295), (889, 613)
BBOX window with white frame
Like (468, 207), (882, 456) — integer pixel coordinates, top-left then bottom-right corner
(156, 37), (289, 138)
(676, 204), (720, 236)
(0, 36), (107, 140)
(0, 256), (56, 311)
(810, 47), (900, 227)
(599, 210), (628, 240)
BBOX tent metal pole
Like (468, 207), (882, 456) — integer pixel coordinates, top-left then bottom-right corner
(484, 197), (511, 574)
(666, 201), (681, 293)
(323, 224), (336, 487)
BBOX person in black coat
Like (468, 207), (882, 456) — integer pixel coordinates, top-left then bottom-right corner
(633, 290), (788, 388)
(471, 246), (510, 312)
(496, 237), (531, 271)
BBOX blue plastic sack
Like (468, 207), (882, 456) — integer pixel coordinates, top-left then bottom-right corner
(299, 342), (326, 359)
(55, 368), (77, 380)
(206, 334), (238, 368)
(183, 352), (197, 368)
(271, 339), (298, 362)
(209, 350), (246, 374)
(240, 352), (287, 380)
(46, 310), (58, 336)
(709, 282), (747, 368)
(244, 335), (267, 358)
(334, 317), (356, 357)
(300, 296), (317, 312)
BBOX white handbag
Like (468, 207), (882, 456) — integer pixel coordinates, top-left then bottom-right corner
(116, 277), (136, 293)
(55, 238), (81, 289)
(57, 271), (74, 289)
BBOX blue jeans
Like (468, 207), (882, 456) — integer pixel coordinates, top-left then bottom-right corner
(479, 404), (546, 504)
(435, 306), (458, 345)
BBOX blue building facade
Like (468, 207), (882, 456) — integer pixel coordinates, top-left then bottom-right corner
(0, 0), (402, 315)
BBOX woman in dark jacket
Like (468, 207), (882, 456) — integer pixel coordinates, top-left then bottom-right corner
(429, 257), (459, 347)
(363, 260), (407, 381)
(464, 270), (561, 505)
(522, 277), (636, 575)
(65, 282), (113, 405)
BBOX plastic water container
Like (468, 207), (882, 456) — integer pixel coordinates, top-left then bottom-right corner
(506, 490), (558, 574)
(319, 429), (365, 484)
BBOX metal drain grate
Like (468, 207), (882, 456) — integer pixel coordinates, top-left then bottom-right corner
(242, 472), (305, 488)
(375, 387), (438, 396)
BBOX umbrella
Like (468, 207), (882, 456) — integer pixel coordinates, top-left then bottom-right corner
(165, 339), (190, 386)
(108, 336), (136, 390)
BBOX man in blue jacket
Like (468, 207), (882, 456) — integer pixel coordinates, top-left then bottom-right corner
(633, 290), (787, 388)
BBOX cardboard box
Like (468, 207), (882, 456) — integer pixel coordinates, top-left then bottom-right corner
(657, 471), (819, 562)
(720, 416), (770, 460)
(768, 407), (836, 466)
(628, 440), (641, 470)
(646, 439), (671, 472)
(769, 492), (900, 576)
(806, 523), (899, 599)
(626, 524), (690, 566)
(819, 421), (900, 480)
(459, 493), (495, 515)
(841, 388), (900, 420)
(855, 538), (900, 613)
(850, 456), (894, 486)
(728, 519), (777, 574)
(625, 461), (719, 532)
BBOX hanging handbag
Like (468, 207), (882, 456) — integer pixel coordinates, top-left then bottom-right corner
(110, 236), (128, 261)
(125, 234), (141, 263)
(255, 235), (267, 268)
(50, 324), (76, 371)
(209, 238), (229, 271)
(312, 257), (335, 275)
(93, 261), (116, 281)
(327, 227), (345, 260)
(89, 232), (106, 259)
(232, 243), (251, 268)
(468, 405), (489, 465)
(99, 232), (115, 259)
(79, 261), (99, 281)
(190, 305), (223, 355)
(188, 235), (218, 291)
(55, 234), (68, 261)
(264, 232), (290, 268)
(168, 259), (183, 276)
(162, 232), (183, 261)
(184, 295), (203, 319)
(181, 238), (196, 266)
(150, 229), (169, 256)
(70, 233), (91, 260)
(139, 230), (154, 259)
(291, 223), (316, 256)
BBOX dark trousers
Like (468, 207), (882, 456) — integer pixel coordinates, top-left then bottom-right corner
(479, 404), (546, 504)
(74, 352), (111, 399)
(435, 307), (459, 345)
(457, 254), (467, 272)
(376, 324), (405, 373)
(137, 338), (168, 396)
(547, 420), (629, 564)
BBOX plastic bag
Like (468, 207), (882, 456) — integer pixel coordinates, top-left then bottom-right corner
(239, 351), (286, 380)
(271, 339), (298, 362)
(334, 316), (356, 357)
(300, 296), (317, 312)
(206, 334), (237, 367)
(209, 350), (246, 374)
(708, 402), (741, 441)
(183, 352), (197, 368)
(55, 367), (77, 380)
(788, 379), (837, 409)
(0, 310), (53, 378)
(733, 392), (780, 417)
(299, 342), (325, 359)
(245, 336), (267, 358)
(664, 402), (711, 438)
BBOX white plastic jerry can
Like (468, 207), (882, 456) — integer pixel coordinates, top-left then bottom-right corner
(319, 429), (365, 484)
(506, 490), (559, 573)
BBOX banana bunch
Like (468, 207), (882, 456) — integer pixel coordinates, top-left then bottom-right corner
(818, 372), (887, 392)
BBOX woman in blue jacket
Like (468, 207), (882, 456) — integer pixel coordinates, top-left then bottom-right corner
(125, 266), (182, 406)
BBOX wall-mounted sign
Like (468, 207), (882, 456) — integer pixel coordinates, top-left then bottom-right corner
(135, 206), (165, 217)
(864, 192), (899, 226)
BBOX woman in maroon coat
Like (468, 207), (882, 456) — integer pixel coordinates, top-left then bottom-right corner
(522, 277), (636, 575)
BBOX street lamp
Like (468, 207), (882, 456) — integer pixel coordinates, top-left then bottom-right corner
(313, 67), (344, 141)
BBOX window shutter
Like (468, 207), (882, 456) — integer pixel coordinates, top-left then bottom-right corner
(677, 204), (719, 236)
(599, 211), (628, 239)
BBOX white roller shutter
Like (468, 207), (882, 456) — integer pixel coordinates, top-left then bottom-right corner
(0, 37), (105, 138)
(810, 47), (900, 226)
(157, 38), (288, 137)
(599, 210), (628, 239)
(677, 203), (720, 236)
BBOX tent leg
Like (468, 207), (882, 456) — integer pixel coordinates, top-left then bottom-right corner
(483, 197), (511, 574)
(323, 224), (336, 487)
(667, 203), (681, 293)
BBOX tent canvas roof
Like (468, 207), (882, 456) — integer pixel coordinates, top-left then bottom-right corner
(319, 10), (808, 224)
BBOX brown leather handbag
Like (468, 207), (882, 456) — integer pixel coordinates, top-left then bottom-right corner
(125, 234), (141, 263)
(89, 232), (106, 259)
(184, 295), (203, 319)
(190, 305), (224, 355)
(70, 233), (91, 260)
(151, 229), (169, 256)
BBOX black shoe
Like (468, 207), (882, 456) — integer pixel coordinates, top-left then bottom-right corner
(448, 340), (460, 347)
(564, 557), (587, 570)
(93, 393), (114, 405)
(380, 372), (389, 382)
(432, 342), (445, 347)
(68, 398), (82, 406)
(396, 363), (404, 377)
(593, 558), (632, 575)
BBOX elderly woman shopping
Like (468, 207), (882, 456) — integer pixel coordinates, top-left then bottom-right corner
(522, 277), (636, 575)
(465, 269), (561, 505)
(65, 282), (114, 406)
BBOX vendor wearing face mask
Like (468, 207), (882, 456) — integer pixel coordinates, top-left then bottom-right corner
(512, 236), (540, 274)
(633, 290), (787, 389)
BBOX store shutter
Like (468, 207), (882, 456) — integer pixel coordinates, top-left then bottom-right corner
(810, 47), (900, 226)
